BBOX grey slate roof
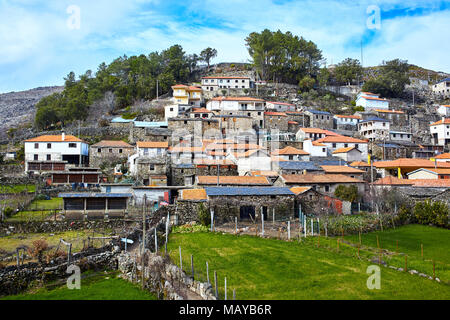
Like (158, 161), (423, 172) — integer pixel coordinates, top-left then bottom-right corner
(59, 193), (132, 198)
(279, 161), (323, 171)
(205, 187), (295, 196)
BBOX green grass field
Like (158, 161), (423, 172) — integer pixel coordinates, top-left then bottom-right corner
(344, 225), (450, 264)
(167, 231), (450, 300)
(6, 198), (63, 222)
(0, 185), (36, 194)
(1, 272), (156, 300)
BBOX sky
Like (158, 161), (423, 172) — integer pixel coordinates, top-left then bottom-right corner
(1, 0), (450, 93)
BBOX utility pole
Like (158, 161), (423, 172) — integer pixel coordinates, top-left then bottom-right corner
(142, 194), (146, 289)
(156, 79), (159, 101)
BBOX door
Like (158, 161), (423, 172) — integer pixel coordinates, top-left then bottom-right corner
(240, 206), (255, 220)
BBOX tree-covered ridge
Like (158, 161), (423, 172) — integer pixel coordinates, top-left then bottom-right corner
(35, 45), (202, 130)
(245, 29), (323, 85)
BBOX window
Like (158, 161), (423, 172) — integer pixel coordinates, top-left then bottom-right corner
(47, 143), (52, 149)
(332, 143), (337, 148)
(150, 164), (155, 171)
(97, 148), (101, 153)
(325, 186), (330, 192)
(322, 148), (326, 153)
(170, 108), (174, 112)
(34, 154), (38, 161)
(355, 144), (359, 149)
(34, 143), (39, 149)
(119, 149), (123, 154)
(344, 144), (348, 148)
(46, 154), (51, 161)
(69, 143), (76, 148)
(109, 149), (113, 153)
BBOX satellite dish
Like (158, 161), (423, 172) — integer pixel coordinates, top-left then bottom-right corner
(121, 238), (134, 244)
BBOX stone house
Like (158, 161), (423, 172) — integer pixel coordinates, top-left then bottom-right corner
(304, 110), (334, 129)
(264, 112), (289, 132)
(90, 140), (134, 168)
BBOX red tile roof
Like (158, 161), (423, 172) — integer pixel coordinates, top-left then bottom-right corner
(321, 166), (365, 174)
(372, 176), (414, 185)
(335, 115), (361, 119)
(264, 112), (287, 117)
(315, 136), (368, 144)
(271, 146), (309, 156)
(374, 159), (450, 169)
(332, 147), (359, 154)
(266, 101), (295, 106)
(191, 108), (212, 113)
(350, 161), (371, 167)
(430, 118), (450, 126)
(282, 174), (364, 184)
(180, 189), (207, 201)
(290, 187), (313, 195)
(411, 179), (450, 187)
(434, 153), (450, 159)
(91, 140), (133, 148)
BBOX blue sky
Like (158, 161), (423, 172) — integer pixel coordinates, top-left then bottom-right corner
(1, 0), (450, 93)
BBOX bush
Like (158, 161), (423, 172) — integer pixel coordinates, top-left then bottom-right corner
(34, 194), (50, 201)
(197, 203), (210, 227)
(414, 200), (449, 228)
(27, 239), (49, 264)
(334, 185), (359, 202)
(3, 207), (14, 218)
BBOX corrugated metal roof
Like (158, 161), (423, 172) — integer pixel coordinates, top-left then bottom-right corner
(59, 193), (132, 198)
(205, 187), (295, 196)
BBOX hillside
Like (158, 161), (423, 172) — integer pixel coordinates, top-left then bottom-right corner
(0, 86), (64, 138)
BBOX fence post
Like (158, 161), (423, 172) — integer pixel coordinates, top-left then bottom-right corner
(206, 262), (210, 284)
(287, 221), (290, 240)
(214, 271), (218, 299)
(224, 277), (227, 301)
(233, 289), (236, 300)
(261, 213), (264, 237)
(191, 254), (194, 280)
(311, 219), (314, 236)
(273, 208), (275, 226)
(235, 216), (237, 235)
(179, 246), (182, 271)
(210, 209), (214, 232)
(155, 228), (158, 254)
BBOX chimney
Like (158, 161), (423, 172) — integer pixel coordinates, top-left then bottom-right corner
(62, 130), (65, 141)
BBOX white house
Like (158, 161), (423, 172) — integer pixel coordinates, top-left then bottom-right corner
(227, 149), (271, 175)
(201, 76), (251, 92)
(430, 118), (450, 146)
(332, 147), (363, 163)
(437, 105), (450, 117)
(206, 96), (265, 113)
(334, 115), (361, 127)
(266, 101), (296, 112)
(432, 78), (450, 97)
(358, 117), (390, 141)
(24, 133), (89, 173)
(355, 92), (389, 111)
(295, 128), (338, 141)
(302, 139), (328, 157)
(314, 135), (369, 159)
(270, 146), (310, 161)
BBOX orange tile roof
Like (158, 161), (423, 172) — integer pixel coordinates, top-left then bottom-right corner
(192, 108), (212, 113)
(335, 115), (361, 119)
(249, 170), (279, 177)
(288, 121), (299, 125)
(360, 96), (388, 101)
(372, 176), (414, 185)
(321, 165), (365, 174)
(231, 149), (267, 159)
(264, 112), (288, 116)
(315, 136), (368, 144)
(271, 156), (288, 162)
(197, 176), (271, 185)
(350, 161), (371, 167)
(266, 101), (295, 106)
(434, 153), (450, 159)
(430, 118), (450, 126)
(312, 141), (326, 147)
(172, 84), (202, 91)
(137, 141), (169, 148)
(374, 159), (450, 169)
(410, 168), (450, 175)
(375, 109), (404, 114)
(271, 146), (309, 156)
(180, 189), (207, 201)
(91, 140), (133, 148)
(25, 135), (84, 143)
(332, 147), (359, 154)
(282, 174), (364, 184)
(299, 128), (340, 136)
(290, 186), (313, 195)
(411, 179), (450, 187)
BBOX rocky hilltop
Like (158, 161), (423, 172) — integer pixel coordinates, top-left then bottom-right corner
(0, 86), (64, 137)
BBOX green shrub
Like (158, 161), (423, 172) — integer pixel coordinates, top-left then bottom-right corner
(197, 203), (210, 227)
(3, 207), (14, 218)
(334, 185), (359, 202)
(414, 200), (449, 228)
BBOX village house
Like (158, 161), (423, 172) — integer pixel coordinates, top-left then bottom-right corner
(90, 140), (134, 168)
(196, 175), (272, 187)
(314, 135), (369, 159)
(432, 78), (450, 97)
(355, 92), (389, 111)
(320, 165), (365, 180)
(276, 161), (324, 175)
(358, 117), (390, 141)
(171, 84), (203, 106)
(332, 146), (363, 162)
(406, 168), (450, 180)
(389, 131), (413, 142)
(271, 146), (310, 161)
(302, 139), (328, 157)
(274, 174), (366, 196)
(437, 105), (450, 117)
(373, 158), (450, 179)
(430, 118), (450, 147)
(227, 149), (272, 175)
(245, 171), (279, 184)
(264, 112), (289, 132)
(189, 107), (213, 119)
(304, 110), (334, 129)
(128, 141), (168, 175)
(334, 115), (361, 130)
(48, 167), (103, 186)
(24, 133), (89, 173)
(266, 101), (296, 112)
(374, 109), (408, 126)
(201, 76), (251, 91)
(432, 153), (450, 163)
